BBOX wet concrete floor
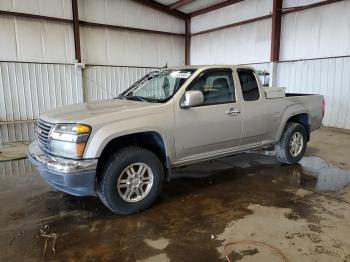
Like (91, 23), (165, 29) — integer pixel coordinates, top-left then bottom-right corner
(0, 127), (350, 261)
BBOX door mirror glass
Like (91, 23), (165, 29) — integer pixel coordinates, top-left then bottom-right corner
(182, 91), (204, 108)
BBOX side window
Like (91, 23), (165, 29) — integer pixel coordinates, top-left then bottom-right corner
(238, 69), (260, 101)
(188, 70), (235, 105)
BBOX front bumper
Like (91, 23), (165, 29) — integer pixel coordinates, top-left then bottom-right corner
(27, 141), (98, 196)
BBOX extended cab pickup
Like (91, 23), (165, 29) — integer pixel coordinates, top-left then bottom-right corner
(28, 65), (324, 214)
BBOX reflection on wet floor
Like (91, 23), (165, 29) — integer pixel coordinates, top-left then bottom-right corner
(0, 158), (34, 176)
(163, 153), (350, 194)
(2, 152), (350, 193)
(299, 157), (350, 192)
(0, 141), (31, 162)
(1, 152), (350, 261)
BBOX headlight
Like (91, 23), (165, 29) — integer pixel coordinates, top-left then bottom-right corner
(49, 124), (91, 159)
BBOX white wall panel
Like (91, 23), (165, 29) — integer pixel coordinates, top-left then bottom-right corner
(280, 1), (350, 60)
(246, 62), (270, 72)
(0, 16), (18, 61)
(0, 16), (75, 63)
(276, 57), (350, 129)
(84, 66), (155, 101)
(283, 0), (324, 8)
(0, 0), (73, 19)
(0, 122), (35, 143)
(78, 0), (185, 34)
(191, 19), (271, 65)
(81, 26), (185, 67)
(191, 0), (272, 33)
(16, 18), (44, 61)
(142, 34), (159, 67)
(0, 62), (83, 121)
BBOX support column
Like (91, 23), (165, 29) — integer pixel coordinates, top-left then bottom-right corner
(72, 0), (81, 63)
(185, 17), (191, 65)
(269, 62), (278, 87)
(270, 0), (282, 86)
(72, 0), (85, 102)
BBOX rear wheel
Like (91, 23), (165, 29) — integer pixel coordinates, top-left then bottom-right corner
(276, 122), (307, 164)
(97, 147), (164, 215)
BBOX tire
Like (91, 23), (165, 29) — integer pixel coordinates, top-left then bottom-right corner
(276, 122), (307, 164)
(97, 146), (164, 215)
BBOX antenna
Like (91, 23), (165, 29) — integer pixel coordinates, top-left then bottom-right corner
(70, 67), (115, 98)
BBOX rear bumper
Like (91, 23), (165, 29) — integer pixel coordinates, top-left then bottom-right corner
(27, 141), (98, 196)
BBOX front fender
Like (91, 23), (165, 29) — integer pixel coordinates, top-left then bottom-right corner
(84, 117), (173, 160)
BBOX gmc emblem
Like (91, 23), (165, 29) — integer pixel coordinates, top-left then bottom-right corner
(36, 126), (42, 135)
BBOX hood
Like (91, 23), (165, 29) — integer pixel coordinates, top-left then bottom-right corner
(40, 99), (162, 124)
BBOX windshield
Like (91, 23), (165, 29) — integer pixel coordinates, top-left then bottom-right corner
(119, 69), (196, 102)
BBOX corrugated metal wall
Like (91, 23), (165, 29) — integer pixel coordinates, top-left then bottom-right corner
(78, 0), (185, 67)
(80, 27), (185, 67)
(278, 0), (350, 129)
(189, 0), (350, 130)
(84, 66), (155, 101)
(1, 0), (350, 133)
(0, 16), (75, 64)
(190, 0), (272, 65)
(277, 57), (350, 129)
(0, 121), (35, 143)
(0, 0), (73, 19)
(280, 0), (350, 61)
(78, 0), (185, 34)
(0, 62), (83, 122)
(0, 0), (186, 129)
(191, 19), (271, 65)
(191, 0), (272, 34)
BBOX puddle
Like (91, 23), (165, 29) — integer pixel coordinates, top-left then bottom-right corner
(0, 141), (31, 162)
(299, 157), (350, 192)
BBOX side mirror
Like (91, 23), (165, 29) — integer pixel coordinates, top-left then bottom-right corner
(181, 91), (204, 108)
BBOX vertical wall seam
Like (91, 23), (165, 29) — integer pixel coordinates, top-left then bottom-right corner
(14, 17), (20, 60)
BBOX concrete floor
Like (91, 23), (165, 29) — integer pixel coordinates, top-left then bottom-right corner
(0, 127), (350, 261)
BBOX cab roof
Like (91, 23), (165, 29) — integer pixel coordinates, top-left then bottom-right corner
(157, 64), (256, 71)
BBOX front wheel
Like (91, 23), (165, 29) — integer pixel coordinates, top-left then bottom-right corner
(276, 122), (307, 164)
(97, 147), (164, 215)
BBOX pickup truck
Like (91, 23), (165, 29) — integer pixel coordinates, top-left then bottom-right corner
(28, 65), (324, 215)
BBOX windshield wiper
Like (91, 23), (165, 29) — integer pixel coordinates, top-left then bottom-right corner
(117, 94), (126, 100)
(116, 94), (146, 101)
(122, 95), (149, 102)
(117, 94), (162, 103)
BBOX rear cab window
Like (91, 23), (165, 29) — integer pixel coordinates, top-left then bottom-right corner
(237, 69), (260, 101)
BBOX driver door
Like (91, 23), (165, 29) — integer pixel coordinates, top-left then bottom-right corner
(174, 68), (243, 163)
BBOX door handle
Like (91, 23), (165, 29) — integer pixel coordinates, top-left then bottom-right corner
(226, 108), (241, 116)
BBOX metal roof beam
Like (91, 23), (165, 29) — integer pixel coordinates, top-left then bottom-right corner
(169, 0), (195, 10)
(131, 0), (188, 19)
(190, 0), (244, 17)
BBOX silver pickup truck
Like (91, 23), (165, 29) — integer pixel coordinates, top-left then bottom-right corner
(28, 65), (324, 214)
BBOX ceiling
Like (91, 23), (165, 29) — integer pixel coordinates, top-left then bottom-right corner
(153, 0), (234, 16)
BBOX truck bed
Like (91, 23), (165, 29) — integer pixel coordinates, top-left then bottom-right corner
(284, 93), (324, 132)
(285, 93), (317, 97)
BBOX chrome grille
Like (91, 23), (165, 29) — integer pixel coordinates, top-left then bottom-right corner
(36, 119), (53, 152)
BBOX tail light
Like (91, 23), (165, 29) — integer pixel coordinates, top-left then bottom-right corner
(322, 98), (326, 117)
